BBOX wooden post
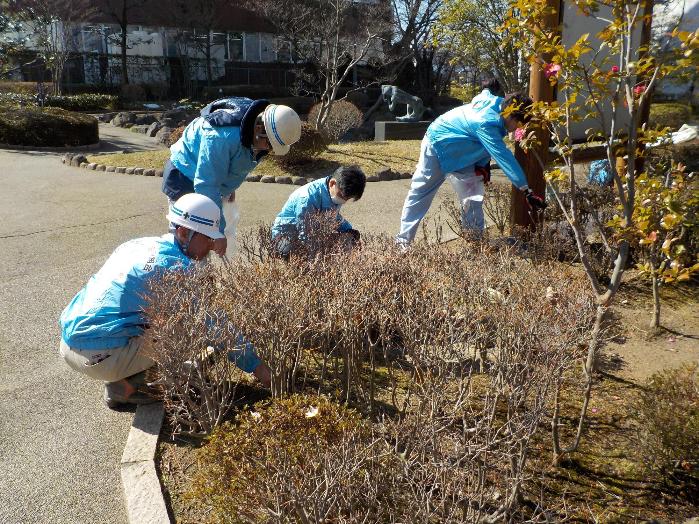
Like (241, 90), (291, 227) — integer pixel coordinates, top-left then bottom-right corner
(511, 0), (561, 231)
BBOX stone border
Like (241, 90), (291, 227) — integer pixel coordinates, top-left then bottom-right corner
(120, 402), (171, 523)
(0, 141), (101, 152)
(60, 153), (414, 184)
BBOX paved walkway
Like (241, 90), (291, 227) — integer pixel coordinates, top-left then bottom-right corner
(0, 129), (462, 523)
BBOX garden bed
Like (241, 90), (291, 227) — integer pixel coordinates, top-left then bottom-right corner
(156, 267), (699, 523)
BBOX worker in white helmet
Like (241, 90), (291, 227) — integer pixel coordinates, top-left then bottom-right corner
(162, 97), (302, 257)
(58, 194), (271, 408)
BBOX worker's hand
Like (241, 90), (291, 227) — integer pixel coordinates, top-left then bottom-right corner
(212, 237), (228, 257)
(226, 192), (235, 203)
(524, 188), (547, 211)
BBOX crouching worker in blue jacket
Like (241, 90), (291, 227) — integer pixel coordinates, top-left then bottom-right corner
(396, 79), (547, 245)
(271, 165), (366, 259)
(59, 194), (271, 408)
(163, 98), (302, 257)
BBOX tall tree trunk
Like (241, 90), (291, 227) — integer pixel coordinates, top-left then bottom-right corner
(650, 258), (661, 330)
(120, 2), (129, 85)
(206, 30), (212, 88)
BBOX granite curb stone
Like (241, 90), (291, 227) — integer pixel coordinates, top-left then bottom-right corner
(120, 402), (170, 524)
(61, 155), (408, 184)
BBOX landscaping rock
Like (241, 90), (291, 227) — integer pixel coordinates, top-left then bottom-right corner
(158, 117), (178, 128)
(130, 125), (149, 134)
(292, 176), (308, 185)
(376, 168), (400, 181)
(111, 112), (136, 127)
(87, 163), (97, 170)
(275, 175), (292, 184)
(116, 167), (126, 173)
(96, 113), (115, 123)
(62, 153), (74, 164)
(96, 164), (106, 171)
(366, 174), (380, 182)
(143, 168), (155, 176)
(246, 174), (262, 182)
(106, 166), (115, 172)
(260, 175), (276, 183)
(155, 169), (164, 177)
(134, 114), (157, 126)
(155, 127), (174, 145)
(146, 122), (162, 137)
(339, 126), (373, 143)
(134, 168), (144, 176)
(79, 162), (88, 168)
(70, 154), (87, 167)
(161, 109), (188, 122)
(125, 167), (135, 174)
(400, 171), (413, 179)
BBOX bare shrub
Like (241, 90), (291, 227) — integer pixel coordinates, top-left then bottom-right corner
(145, 267), (246, 437)
(191, 395), (398, 523)
(484, 182), (512, 236)
(308, 99), (363, 143)
(273, 122), (328, 168)
(150, 225), (597, 519)
(165, 125), (185, 147)
(635, 364), (699, 491)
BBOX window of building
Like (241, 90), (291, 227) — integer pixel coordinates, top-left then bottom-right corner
(227, 32), (243, 61)
(244, 32), (260, 62)
(260, 33), (275, 63)
(277, 39), (291, 63)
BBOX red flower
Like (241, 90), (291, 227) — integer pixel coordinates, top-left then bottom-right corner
(543, 63), (562, 79)
(634, 84), (646, 96)
(611, 65), (619, 73)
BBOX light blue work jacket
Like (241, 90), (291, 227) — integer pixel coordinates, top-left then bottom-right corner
(271, 176), (353, 238)
(170, 120), (257, 232)
(59, 234), (260, 373)
(60, 235), (191, 351)
(426, 89), (529, 189)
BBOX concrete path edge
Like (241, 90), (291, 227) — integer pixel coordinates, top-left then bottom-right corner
(120, 402), (171, 523)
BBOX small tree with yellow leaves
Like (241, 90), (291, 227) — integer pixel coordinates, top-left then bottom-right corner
(501, 0), (698, 462)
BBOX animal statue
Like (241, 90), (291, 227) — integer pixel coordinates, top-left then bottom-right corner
(381, 85), (426, 122)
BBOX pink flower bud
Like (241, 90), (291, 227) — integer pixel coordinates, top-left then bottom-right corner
(514, 128), (526, 142)
(633, 84), (646, 96)
(611, 65), (619, 73)
(543, 63), (562, 79)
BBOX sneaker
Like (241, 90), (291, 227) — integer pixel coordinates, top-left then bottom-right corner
(103, 379), (158, 409)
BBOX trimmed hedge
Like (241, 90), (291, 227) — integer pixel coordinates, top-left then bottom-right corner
(649, 102), (692, 131)
(0, 92), (118, 111)
(0, 107), (99, 146)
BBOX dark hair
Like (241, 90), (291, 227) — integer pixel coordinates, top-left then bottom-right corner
(502, 92), (533, 123)
(481, 78), (504, 97)
(332, 165), (366, 200)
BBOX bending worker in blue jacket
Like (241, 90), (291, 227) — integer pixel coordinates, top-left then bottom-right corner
(163, 98), (302, 257)
(59, 194), (271, 408)
(272, 165), (366, 258)
(396, 82), (546, 244)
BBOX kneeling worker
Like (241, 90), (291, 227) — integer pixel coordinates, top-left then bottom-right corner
(59, 194), (271, 408)
(271, 165), (366, 258)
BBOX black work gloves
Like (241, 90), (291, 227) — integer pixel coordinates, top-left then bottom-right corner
(524, 188), (547, 210)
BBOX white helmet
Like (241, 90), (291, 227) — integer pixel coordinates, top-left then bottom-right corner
(262, 104), (301, 156)
(166, 193), (224, 239)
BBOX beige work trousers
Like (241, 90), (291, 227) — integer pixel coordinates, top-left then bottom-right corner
(59, 336), (155, 383)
